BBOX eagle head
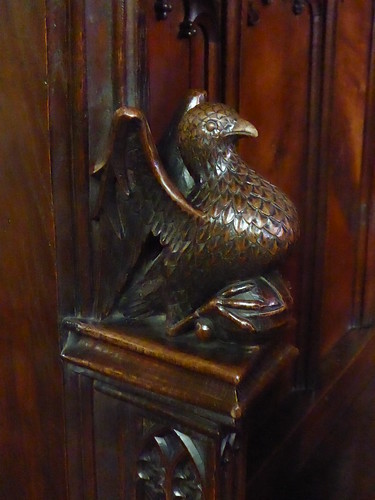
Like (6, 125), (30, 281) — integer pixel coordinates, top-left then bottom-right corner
(178, 102), (258, 181)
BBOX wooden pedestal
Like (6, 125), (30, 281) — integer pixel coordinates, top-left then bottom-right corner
(61, 318), (297, 499)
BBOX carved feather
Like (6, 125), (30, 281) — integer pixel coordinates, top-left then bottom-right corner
(92, 92), (207, 318)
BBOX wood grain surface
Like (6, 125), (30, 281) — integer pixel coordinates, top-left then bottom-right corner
(0, 1), (65, 498)
(2, 0), (375, 497)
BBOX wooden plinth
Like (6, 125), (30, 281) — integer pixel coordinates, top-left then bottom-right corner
(61, 317), (298, 499)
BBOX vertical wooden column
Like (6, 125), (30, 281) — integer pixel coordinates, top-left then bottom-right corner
(61, 318), (297, 499)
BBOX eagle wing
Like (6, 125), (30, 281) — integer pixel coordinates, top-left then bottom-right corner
(92, 96), (207, 319)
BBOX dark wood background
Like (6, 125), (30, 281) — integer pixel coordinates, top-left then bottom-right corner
(1, 0), (375, 497)
(0, 1), (65, 498)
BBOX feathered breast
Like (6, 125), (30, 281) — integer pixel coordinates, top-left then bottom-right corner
(190, 153), (299, 260)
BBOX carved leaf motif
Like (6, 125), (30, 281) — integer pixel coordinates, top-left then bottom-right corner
(136, 429), (206, 499)
(137, 447), (166, 499)
(172, 458), (204, 499)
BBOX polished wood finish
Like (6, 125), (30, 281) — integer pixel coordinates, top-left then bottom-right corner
(2, 0), (375, 498)
(282, 373), (375, 499)
(62, 319), (297, 417)
(62, 318), (297, 499)
(246, 324), (375, 498)
(58, 0), (375, 496)
(237, 0), (314, 370)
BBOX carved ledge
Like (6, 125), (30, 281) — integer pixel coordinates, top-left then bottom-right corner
(62, 317), (298, 422)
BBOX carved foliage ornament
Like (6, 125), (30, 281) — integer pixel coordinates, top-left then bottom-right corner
(92, 90), (299, 344)
(136, 428), (205, 499)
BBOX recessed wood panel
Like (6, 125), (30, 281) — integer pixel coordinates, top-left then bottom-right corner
(320, 0), (373, 355)
(237, 1), (316, 351)
(238, 2), (310, 205)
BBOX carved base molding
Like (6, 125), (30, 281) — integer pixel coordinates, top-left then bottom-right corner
(62, 318), (297, 499)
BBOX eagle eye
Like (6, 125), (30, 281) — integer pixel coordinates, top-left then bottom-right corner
(205, 120), (217, 132)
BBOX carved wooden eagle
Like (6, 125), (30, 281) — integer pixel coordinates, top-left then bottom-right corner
(92, 91), (299, 337)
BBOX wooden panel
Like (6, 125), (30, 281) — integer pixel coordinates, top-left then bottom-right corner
(144, 0), (223, 142)
(86, 0), (115, 168)
(320, 0), (374, 354)
(224, 0), (242, 108)
(143, 0), (191, 140)
(238, 2), (311, 206)
(63, 0), (138, 315)
(0, 1), (65, 498)
(47, 0), (76, 315)
(283, 375), (375, 500)
(357, 7), (375, 328)
(236, 1), (322, 377)
(245, 325), (375, 498)
(235, 0), (375, 374)
(93, 389), (126, 499)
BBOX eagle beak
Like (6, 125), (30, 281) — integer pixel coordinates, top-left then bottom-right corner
(224, 118), (258, 138)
